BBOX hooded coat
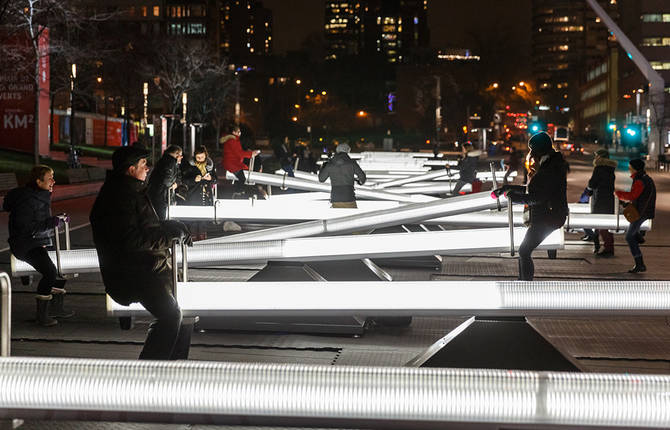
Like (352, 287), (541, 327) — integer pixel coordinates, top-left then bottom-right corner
(3, 186), (54, 259)
(318, 152), (367, 203)
(90, 173), (176, 305)
(146, 153), (180, 215)
(457, 150), (481, 183)
(587, 157), (617, 214)
(181, 157), (217, 206)
(222, 134), (253, 173)
(508, 150), (568, 227)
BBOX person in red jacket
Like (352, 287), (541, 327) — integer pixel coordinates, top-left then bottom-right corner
(614, 158), (656, 273)
(221, 125), (260, 192)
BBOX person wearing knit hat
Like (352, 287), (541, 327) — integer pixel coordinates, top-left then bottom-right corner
(492, 131), (568, 280)
(585, 148), (618, 257)
(319, 142), (366, 208)
(614, 158), (656, 273)
(90, 145), (194, 359)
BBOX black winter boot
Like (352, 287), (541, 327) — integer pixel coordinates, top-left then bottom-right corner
(35, 295), (58, 327)
(628, 256), (646, 273)
(49, 293), (75, 319)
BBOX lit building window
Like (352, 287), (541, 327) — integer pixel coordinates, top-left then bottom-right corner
(153, 6), (160, 16)
(141, 6), (147, 17)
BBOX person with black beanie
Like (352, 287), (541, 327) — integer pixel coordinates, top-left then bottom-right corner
(493, 132), (568, 280)
(615, 158), (656, 273)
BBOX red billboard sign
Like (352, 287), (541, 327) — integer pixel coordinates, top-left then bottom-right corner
(0, 27), (50, 155)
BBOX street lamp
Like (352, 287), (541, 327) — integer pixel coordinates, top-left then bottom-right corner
(68, 63), (78, 166)
(182, 92), (188, 151)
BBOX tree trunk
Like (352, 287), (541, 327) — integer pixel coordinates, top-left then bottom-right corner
(33, 56), (40, 165)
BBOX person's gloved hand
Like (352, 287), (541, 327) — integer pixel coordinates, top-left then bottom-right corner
(162, 220), (193, 246)
(491, 185), (512, 199)
(57, 213), (70, 224)
(46, 216), (62, 229)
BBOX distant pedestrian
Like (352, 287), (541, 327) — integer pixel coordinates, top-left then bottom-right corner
(503, 148), (523, 185)
(90, 146), (193, 360)
(181, 146), (217, 240)
(452, 143), (481, 195)
(147, 145), (183, 221)
(493, 132), (568, 280)
(274, 136), (296, 176)
(585, 149), (617, 257)
(318, 143), (366, 208)
(3, 165), (74, 326)
(615, 158), (656, 273)
(221, 125), (260, 195)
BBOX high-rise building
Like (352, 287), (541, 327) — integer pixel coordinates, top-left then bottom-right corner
(531, 0), (616, 112)
(324, 0), (429, 63)
(220, 0), (273, 60)
(324, 1), (364, 60)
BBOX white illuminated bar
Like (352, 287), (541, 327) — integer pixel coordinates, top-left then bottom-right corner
(169, 199), (400, 222)
(385, 182), (471, 194)
(426, 211), (652, 231)
(109, 280), (670, 317)
(11, 227), (561, 276)
(243, 171), (434, 203)
(1, 357), (669, 428)
(200, 191), (505, 244)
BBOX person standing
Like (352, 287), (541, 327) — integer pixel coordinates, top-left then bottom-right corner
(147, 145), (183, 221)
(181, 145), (217, 240)
(90, 146), (193, 360)
(274, 136), (296, 177)
(221, 125), (260, 195)
(452, 143), (481, 195)
(494, 132), (568, 281)
(3, 165), (74, 326)
(586, 149), (617, 257)
(615, 159), (656, 273)
(503, 148), (523, 185)
(318, 143), (366, 208)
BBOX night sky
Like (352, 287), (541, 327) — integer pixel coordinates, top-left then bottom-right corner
(262, 0), (531, 62)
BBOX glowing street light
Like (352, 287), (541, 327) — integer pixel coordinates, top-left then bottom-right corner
(321, 90), (327, 96)
(253, 97), (259, 102)
(291, 116), (298, 122)
(357, 110), (367, 117)
(296, 79), (302, 85)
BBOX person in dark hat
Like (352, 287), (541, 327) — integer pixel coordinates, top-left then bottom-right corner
(615, 158), (656, 273)
(493, 132), (568, 280)
(585, 148), (618, 257)
(90, 146), (194, 359)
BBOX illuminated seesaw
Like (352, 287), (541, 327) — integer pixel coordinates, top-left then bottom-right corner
(169, 199), (651, 234)
(108, 280), (670, 318)
(2, 357), (670, 429)
(11, 227), (563, 277)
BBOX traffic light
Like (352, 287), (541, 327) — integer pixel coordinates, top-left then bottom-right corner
(607, 121), (617, 132)
(622, 124), (642, 147)
(530, 122), (545, 133)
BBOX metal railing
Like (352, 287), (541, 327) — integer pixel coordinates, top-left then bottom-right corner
(0, 272), (10, 357)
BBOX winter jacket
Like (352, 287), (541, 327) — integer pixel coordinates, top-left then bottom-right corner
(181, 157), (217, 206)
(615, 171), (656, 220)
(586, 157), (617, 214)
(457, 150), (481, 183)
(146, 153), (180, 213)
(507, 150), (568, 228)
(90, 173), (176, 305)
(318, 152), (367, 203)
(3, 186), (55, 259)
(222, 134), (253, 173)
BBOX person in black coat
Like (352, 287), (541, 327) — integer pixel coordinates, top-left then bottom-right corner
(586, 149), (618, 256)
(615, 158), (656, 273)
(90, 146), (193, 360)
(452, 143), (481, 195)
(3, 165), (74, 326)
(494, 132), (568, 280)
(318, 143), (366, 208)
(147, 145), (183, 220)
(181, 146), (217, 240)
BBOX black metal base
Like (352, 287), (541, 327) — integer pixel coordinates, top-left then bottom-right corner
(196, 260), (396, 335)
(409, 316), (580, 371)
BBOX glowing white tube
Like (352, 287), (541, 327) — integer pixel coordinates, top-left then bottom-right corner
(385, 183), (472, 194)
(243, 171), (434, 203)
(200, 191), (506, 244)
(109, 280), (670, 317)
(169, 200), (400, 222)
(1, 357), (670, 428)
(12, 226), (558, 276)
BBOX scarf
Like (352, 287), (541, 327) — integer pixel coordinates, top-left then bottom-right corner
(195, 161), (207, 176)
